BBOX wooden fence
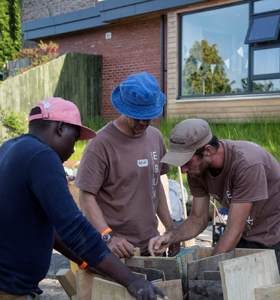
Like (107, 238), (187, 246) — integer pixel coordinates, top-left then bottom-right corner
(0, 52), (102, 141)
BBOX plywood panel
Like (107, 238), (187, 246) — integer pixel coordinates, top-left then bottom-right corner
(255, 283), (280, 300)
(219, 250), (280, 300)
(125, 257), (181, 281)
(92, 277), (182, 300)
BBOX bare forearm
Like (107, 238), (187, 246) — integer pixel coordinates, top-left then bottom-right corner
(79, 189), (108, 232)
(212, 229), (242, 256)
(157, 181), (174, 231)
(167, 215), (207, 244)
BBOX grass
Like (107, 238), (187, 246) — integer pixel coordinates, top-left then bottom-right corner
(70, 116), (280, 194)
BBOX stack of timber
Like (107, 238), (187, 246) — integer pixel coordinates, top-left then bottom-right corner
(56, 246), (280, 300)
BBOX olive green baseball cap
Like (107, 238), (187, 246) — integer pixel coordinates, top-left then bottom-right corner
(161, 119), (212, 167)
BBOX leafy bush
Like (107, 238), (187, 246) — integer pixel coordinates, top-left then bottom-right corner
(13, 41), (59, 74)
(0, 110), (28, 143)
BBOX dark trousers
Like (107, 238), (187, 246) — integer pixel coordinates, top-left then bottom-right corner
(236, 238), (280, 271)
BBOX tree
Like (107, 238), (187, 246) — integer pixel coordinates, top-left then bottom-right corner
(182, 40), (232, 96)
(0, 0), (21, 69)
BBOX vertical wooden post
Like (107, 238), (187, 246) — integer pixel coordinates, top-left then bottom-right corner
(178, 167), (195, 248)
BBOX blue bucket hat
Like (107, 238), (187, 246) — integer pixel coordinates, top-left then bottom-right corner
(111, 72), (166, 120)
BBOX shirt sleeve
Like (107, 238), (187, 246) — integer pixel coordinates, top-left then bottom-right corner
(159, 133), (172, 175)
(231, 164), (268, 203)
(187, 176), (209, 198)
(74, 138), (108, 195)
(26, 149), (110, 267)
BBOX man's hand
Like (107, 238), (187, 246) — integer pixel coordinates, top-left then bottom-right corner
(167, 242), (180, 257)
(108, 236), (136, 258)
(148, 235), (171, 257)
(126, 276), (168, 300)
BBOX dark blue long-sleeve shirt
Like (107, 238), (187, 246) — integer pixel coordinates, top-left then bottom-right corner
(0, 134), (110, 295)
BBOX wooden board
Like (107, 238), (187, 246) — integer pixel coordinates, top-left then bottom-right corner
(154, 279), (183, 300)
(188, 252), (234, 280)
(56, 268), (77, 299)
(92, 277), (162, 300)
(92, 277), (182, 300)
(203, 271), (221, 281)
(76, 269), (105, 300)
(255, 283), (280, 300)
(127, 265), (165, 281)
(126, 257), (181, 281)
(188, 280), (223, 300)
(219, 250), (280, 300)
(234, 248), (266, 258)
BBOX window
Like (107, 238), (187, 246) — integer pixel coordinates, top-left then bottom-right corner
(179, 0), (280, 98)
(245, 12), (280, 44)
(180, 3), (249, 97)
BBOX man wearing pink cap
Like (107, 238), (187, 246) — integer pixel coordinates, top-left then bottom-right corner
(75, 73), (179, 258)
(148, 118), (280, 270)
(0, 97), (167, 300)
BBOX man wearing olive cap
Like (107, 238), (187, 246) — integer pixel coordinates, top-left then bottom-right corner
(149, 118), (280, 269)
(75, 72), (179, 258)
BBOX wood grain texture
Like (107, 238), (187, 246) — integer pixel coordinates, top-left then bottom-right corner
(254, 283), (280, 300)
(56, 268), (77, 299)
(219, 250), (280, 300)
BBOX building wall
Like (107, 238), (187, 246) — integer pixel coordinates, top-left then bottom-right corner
(42, 17), (163, 121)
(21, 0), (97, 23)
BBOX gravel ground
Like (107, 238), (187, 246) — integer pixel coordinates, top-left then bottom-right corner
(39, 238), (212, 299)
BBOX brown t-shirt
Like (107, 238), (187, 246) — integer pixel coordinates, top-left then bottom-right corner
(188, 140), (280, 247)
(74, 122), (171, 254)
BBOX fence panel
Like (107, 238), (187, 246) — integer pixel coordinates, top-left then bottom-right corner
(0, 52), (102, 141)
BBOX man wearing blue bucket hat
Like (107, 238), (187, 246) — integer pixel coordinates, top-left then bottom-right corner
(75, 72), (180, 258)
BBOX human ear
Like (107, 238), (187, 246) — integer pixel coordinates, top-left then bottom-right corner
(56, 121), (65, 137)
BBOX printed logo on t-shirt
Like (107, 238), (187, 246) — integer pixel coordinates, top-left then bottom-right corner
(138, 159), (148, 167)
(246, 216), (253, 230)
(226, 190), (232, 206)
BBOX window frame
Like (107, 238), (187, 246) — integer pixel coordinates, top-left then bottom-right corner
(245, 11), (280, 44)
(178, 0), (280, 98)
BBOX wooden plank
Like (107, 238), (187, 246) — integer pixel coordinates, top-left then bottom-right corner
(154, 279), (183, 300)
(188, 252), (234, 280)
(56, 268), (77, 299)
(76, 269), (104, 300)
(125, 257), (181, 281)
(188, 280), (223, 300)
(234, 248), (266, 258)
(219, 250), (280, 300)
(127, 265), (166, 281)
(254, 283), (280, 300)
(203, 271), (221, 281)
(91, 277), (163, 300)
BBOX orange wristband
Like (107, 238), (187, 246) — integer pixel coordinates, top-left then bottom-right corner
(78, 261), (88, 269)
(101, 227), (112, 237)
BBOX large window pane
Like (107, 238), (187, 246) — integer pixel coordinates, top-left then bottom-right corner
(181, 3), (249, 96)
(254, 0), (280, 14)
(252, 79), (280, 92)
(253, 48), (280, 75)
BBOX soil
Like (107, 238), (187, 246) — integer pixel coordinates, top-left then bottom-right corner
(39, 239), (212, 299)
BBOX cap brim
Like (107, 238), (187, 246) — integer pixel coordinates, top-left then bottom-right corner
(111, 85), (165, 120)
(79, 125), (96, 140)
(160, 150), (195, 167)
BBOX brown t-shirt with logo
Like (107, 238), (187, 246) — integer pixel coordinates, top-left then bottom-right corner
(74, 122), (171, 254)
(188, 140), (280, 247)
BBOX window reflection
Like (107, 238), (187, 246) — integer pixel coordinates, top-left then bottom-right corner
(254, 0), (280, 14)
(252, 80), (280, 92)
(253, 48), (280, 75)
(181, 3), (249, 96)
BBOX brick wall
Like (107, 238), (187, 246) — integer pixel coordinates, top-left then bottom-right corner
(42, 17), (164, 121)
(21, 0), (98, 23)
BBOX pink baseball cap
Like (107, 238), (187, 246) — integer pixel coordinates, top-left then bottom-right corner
(28, 97), (96, 140)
